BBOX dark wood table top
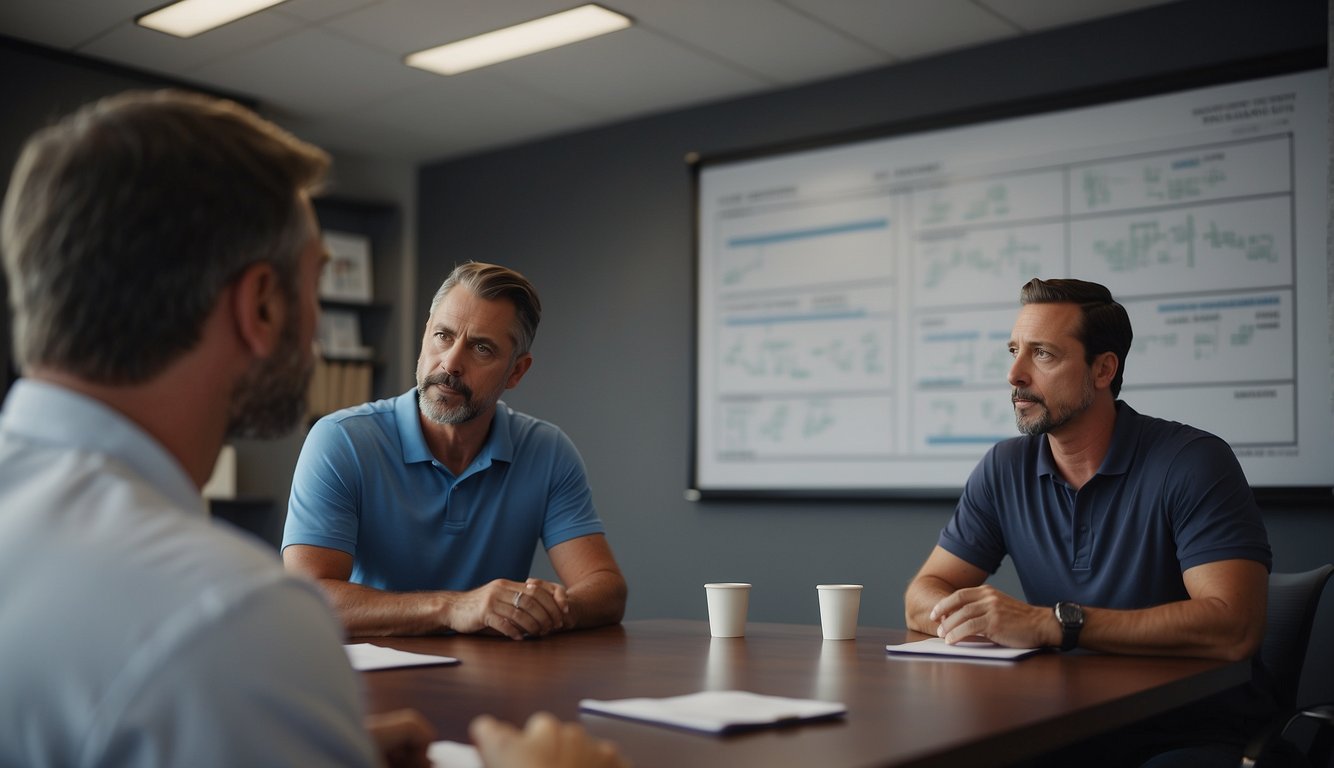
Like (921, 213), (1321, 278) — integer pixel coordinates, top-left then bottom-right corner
(357, 619), (1249, 768)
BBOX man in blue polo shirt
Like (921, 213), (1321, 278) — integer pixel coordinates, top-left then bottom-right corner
(283, 262), (627, 639)
(904, 278), (1271, 767)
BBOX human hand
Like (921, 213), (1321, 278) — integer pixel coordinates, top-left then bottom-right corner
(470, 712), (629, 768)
(365, 708), (436, 768)
(929, 585), (1056, 648)
(452, 578), (569, 640)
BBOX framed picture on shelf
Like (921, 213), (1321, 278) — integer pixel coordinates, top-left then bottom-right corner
(319, 230), (373, 303)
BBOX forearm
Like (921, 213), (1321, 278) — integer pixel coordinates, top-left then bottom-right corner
(316, 578), (456, 637)
(1078, 597), (1260, 661)
(564, 570), (627, 630)
(904, 575), (955, 635)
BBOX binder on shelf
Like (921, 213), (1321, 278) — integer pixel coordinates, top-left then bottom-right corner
(307, 358), (374, 420)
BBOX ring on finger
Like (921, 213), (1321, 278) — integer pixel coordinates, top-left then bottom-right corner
(513, 590), (522, 608)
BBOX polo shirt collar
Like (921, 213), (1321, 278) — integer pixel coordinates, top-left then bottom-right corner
(1, 378), (205, 516)
(396, 389), (434, 463)
(396, 388), (516, 468)
(1097, 400), (1139, 477)
(1034, 399), (1138, 481)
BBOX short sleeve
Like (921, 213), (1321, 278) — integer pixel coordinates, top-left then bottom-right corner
(938, 447), (1009, 575)
(283, 417), (362, 555)
(1163, 435), (1272, 573)
(539, 429), (605, 550)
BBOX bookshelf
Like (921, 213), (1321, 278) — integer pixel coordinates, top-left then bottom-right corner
(309, 197), (400, 419)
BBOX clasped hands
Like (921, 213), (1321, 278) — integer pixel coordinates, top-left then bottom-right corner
(455, 577), (571, 641)
(928, 584), (1059, 649)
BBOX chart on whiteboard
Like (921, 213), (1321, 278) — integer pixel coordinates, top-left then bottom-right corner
(695, 68), (1330, 492)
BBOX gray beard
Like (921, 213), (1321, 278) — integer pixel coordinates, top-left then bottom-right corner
(417, 373), (481, 425)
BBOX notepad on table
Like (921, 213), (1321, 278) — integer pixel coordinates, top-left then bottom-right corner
(579, 690), (845, 734)
(428, 740), (481, 768)
(885, 637), (1043, 660)
(344, 643), (460, 671)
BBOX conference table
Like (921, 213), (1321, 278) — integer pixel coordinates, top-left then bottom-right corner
(357, 619), (1249, 767)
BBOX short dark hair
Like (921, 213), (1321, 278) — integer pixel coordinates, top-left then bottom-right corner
(428, 262), (542, 357)
(1019, 278), (1133, 397)
(2, 89), (329, 384)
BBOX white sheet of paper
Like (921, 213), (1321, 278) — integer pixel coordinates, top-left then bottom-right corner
(344, 643), (459, 671)
(428, 740), (482, 768)
(579, 690), (845, 734)
(885, 637), (1042, 660)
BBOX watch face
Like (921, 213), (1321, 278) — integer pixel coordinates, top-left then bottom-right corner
(1056, 602), (1083, 624)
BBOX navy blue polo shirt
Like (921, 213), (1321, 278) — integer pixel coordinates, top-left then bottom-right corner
(940, 401), (1271, 608)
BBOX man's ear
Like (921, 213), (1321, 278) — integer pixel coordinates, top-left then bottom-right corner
(505, 353), (533, 389)
(230, 261), (284, 358)
(1092, 351), (1118, 390)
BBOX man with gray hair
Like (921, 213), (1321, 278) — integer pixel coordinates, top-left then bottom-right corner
(284, 261), (627, 638)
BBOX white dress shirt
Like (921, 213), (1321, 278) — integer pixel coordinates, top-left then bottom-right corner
(0, 379), (376, 767)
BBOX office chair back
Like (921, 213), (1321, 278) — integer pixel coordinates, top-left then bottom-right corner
(1261, 564), (1334, 712)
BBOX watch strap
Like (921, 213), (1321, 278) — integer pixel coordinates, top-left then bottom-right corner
(1055, 602), (1083, 651)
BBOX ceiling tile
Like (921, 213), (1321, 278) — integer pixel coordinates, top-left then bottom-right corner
(977, 0), (1183, 33)
(273, 0), (383, 24)
(188, 26), (435, 117)
(0, 0), (1206, 162)
(784, 0), (1019, 60)
(78, 12), (300, 76)
(613, 0), (890, 85)
(0, 0), (150, 49)
(490, 25), (769, 122)
(322, 0), (579, 55)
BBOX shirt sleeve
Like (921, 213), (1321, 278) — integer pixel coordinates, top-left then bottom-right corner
(1163, 435), (1272, 573)
(85, 579), (376, 768)
(282, 417), (363, 556)
(539, 428), (605, 550)
(938, 445), (1009, 575)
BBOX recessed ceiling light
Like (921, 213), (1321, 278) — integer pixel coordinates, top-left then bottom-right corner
(406, 4), (632, 77)
(136, 0), (289, 39)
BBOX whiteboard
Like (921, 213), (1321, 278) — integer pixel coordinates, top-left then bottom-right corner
(692, 68), (1331, 497)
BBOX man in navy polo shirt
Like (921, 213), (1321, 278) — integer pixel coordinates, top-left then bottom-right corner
(283, 261), (627, 639)
(904, 278), (1271, 767)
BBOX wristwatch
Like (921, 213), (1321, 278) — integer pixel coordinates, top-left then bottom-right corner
(1053, 601), (1084, 651)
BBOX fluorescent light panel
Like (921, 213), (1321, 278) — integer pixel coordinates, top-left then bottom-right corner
(406, 4), (632, 76)
(136, 0), (288, 38)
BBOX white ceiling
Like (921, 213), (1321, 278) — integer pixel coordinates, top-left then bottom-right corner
(1, 0), (1183, 164)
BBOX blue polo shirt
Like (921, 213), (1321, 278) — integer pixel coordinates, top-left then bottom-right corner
(940, 401), (1271, 608)
(282, 390), (605, 591)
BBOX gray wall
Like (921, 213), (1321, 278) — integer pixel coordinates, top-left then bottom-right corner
(416, 0), (1334, 701)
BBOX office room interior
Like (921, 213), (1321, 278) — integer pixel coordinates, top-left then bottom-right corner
(2, 0), (1331, 704)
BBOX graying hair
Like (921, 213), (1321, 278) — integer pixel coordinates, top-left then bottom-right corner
(1, 89), (329, 383)
(428, 262), (542, 357)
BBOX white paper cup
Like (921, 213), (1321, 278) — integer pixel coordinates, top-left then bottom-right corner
(817, 584), (863, 640)
(704, 583), (751, 637)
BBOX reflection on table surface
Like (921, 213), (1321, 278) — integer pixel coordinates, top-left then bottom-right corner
(357, 619), (1249, 768)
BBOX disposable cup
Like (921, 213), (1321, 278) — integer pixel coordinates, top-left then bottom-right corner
(817, 584), (863, 640)
(704, 582), (751, 637)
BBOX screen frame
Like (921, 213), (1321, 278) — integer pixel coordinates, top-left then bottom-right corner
(688, 49), (1330, 503)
